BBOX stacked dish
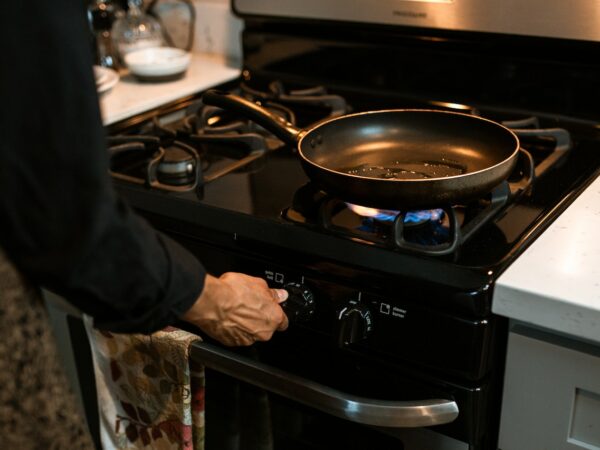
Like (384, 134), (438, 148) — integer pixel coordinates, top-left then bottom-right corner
(94, 66), (120, 95)
(124, 47), (191, 82)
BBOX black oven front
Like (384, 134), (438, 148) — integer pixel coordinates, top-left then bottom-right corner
(166, 231), (504, 450)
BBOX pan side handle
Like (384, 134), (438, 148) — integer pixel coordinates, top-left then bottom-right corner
(393, 206), (461, 256)
(202, 90), (305, 146)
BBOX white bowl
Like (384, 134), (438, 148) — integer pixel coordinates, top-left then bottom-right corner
(124, 47), (191, 79)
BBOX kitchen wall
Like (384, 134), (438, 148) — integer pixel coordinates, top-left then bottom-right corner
(138, 0), (242, 59)
(152, 0), (243, 59)
(193, 0), (243, 60)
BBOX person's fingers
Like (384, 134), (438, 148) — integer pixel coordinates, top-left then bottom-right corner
(267, 297), (289, 331)
(270, 288), (288, 303)
(266, 289), (289, 330)
(256, 329), (275, 342)
(277, 307), (289, 331)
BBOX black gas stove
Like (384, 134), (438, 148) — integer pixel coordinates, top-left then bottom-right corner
(106, 12), (600, 450)
(108, 79), (599, 287)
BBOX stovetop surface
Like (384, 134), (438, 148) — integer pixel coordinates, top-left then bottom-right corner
(108, 22), (600, 294)
(111, 80), (600, 283)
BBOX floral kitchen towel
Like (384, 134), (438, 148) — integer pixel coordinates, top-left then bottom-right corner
(84, 319), (205, 450)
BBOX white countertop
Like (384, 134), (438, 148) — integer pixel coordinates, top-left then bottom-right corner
(99, 52), (240, 126)
(493, 174), (600, 344)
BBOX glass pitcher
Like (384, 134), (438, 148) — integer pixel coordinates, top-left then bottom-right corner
(112, 0), (164, 61)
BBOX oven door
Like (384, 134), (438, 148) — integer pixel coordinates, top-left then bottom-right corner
(193, 341), (470, 450)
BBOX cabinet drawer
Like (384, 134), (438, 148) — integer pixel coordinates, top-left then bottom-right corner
(499, 329), (600, 450)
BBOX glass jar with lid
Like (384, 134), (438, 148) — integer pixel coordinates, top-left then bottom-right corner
(112, 0), (164, 61)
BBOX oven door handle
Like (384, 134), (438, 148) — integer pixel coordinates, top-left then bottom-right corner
(191, 342), (459, 428)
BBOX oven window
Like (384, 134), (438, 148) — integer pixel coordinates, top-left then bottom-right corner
(205, 370), (405, 450)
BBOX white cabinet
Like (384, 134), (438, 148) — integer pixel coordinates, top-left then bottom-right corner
(498, 327), (600, 450)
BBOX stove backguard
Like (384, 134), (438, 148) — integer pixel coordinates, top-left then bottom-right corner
(241, 20), (600, 123)
(234, 0), (600, 43)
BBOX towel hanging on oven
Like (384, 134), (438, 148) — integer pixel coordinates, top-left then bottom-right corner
(85, 322), (205, 450)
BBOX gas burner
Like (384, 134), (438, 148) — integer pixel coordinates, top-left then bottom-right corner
(108, 130), (270, 194)
(331, 201), (452, 250)
(344, 204), (451, 248)
(346, 203), (445, 227)
(156, 146), (197, 186)
(283, 179), (534, 256)
(107, 135), (203, 196)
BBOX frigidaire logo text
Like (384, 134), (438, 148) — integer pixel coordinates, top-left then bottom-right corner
(393, 10), (427, 19)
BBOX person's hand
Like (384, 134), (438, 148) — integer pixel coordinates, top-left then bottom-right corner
(181, 272), (289, 346)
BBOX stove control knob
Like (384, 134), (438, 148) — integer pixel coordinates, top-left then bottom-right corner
(336, 303), (373, 346)
(281, 282), (316, 323)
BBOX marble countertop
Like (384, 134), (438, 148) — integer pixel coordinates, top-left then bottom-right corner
(493, 174), (600, 344)
(99, 52), (240, 126)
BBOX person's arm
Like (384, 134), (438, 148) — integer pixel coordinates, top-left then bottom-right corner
(0, 0), (202, 333)
(0, 0), (289, 340)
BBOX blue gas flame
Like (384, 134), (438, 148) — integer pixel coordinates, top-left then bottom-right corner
(346, 203), (443, 224)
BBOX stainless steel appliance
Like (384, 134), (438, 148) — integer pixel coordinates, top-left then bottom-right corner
(88, 1), (600, 449)
(234, 0), (600, 42)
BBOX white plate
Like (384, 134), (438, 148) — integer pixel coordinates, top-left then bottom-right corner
(95, 67), (120, 95)
(124, 46), (191, 77)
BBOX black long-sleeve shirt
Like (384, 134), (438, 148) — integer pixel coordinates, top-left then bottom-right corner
(0, 1), (205, 333)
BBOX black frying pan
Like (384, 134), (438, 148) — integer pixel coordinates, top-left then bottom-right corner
(202, 90), (520, 209)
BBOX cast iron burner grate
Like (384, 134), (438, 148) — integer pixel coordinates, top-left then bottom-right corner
(240, 80), (350, 127)
(107, 134), (203, 195)
(107, 80), (348, 197)
(178, 81), (348, 151)
(107, 116), (268, 199)
(181, 99), (296, 151)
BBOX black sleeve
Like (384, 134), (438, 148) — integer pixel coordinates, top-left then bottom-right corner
(0, 0), (205, 333)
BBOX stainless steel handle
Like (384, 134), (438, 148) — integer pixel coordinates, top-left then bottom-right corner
(190, 342), (459, 428)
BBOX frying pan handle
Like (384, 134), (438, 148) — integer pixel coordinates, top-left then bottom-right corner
(202, 90), (304, 146)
